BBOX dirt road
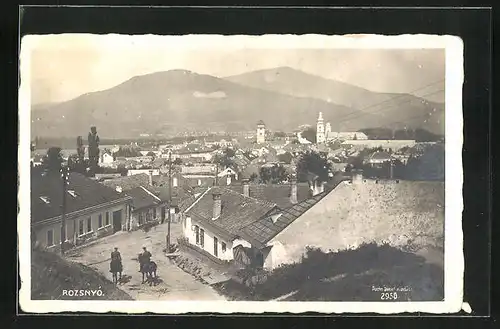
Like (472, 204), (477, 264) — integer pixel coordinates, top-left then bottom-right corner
(67, 222), (225, 301)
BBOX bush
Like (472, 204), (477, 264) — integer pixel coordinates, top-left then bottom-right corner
(219, 243), (443, 301)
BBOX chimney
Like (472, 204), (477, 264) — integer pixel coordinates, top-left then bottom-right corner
(148, 169), (153, 186)
(290, 177), (298, 204)
(242, 179), (250, 197)
(173, 176), (178, 187)
(212, 189), (222, 220)
(352, 170), (363, 185)
(313, 180), (321, 196)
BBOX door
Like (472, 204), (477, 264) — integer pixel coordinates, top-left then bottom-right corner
(161, 206), (166, 224)
(112, 210), (122, 233)
(213, 237), (218, 257)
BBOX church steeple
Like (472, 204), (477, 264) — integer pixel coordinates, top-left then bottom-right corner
(256, 120), (266, 144)
(316, 112), (325, 144)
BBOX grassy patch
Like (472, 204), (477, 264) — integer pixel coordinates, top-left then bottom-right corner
(213, 243), (443, 301)
(31, 248), (133, 300)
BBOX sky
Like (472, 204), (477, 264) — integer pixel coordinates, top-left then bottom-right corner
(28, 35), (446, 105)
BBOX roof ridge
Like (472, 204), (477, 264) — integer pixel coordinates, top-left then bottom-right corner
(223, 186), (277, 208)
(139, 185), (162, 202)
(184, 187), (212, 213)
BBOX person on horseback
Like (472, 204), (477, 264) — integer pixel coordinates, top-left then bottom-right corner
(110, 247), (123, 281)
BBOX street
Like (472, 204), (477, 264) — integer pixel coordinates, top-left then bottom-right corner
(66, 222), (225, 301)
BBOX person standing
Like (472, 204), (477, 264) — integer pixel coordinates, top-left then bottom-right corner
(139, 246), (152, 272)
(110, 247), (123, 280)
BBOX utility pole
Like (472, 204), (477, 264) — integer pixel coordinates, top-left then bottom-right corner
(166, 151), (172, 253)
(214, 161), (219, 186)
(60, 166), (69, 255)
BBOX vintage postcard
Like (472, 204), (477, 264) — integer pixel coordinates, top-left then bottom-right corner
(19, 33), (465, 314)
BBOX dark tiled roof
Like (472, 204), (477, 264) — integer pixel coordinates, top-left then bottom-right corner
(228, 183), (312, 209)
(147, 185), (194, 207)
(182, 176), (216, 188)
(369, 151), (394, 161)
(241, 191), (328, 248)
(123, 186), (162, 211)
(101, 174), (150, 191)
(178, 194), (199, 212)
(186, 187), (277, 237)
(232, 156), (250, 168)
(31, 170), (131, 224)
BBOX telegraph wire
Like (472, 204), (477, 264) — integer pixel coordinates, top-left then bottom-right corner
(331, 79), (445, 123)
(333, 88), (445, 127)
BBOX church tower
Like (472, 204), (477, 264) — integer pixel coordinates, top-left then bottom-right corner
(256, 120), (266, 144)
(325, 122), (332, 140)
(316, 112), (325, 144)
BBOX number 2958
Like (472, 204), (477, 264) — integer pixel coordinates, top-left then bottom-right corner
(380, 292), (398, 300)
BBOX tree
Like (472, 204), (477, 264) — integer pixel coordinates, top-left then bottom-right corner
(113, 146), (142, 158)
(273, 131), (286, 138)
(353, 134), (358, 140)
(213, 148), (235, 169)
(301, 128), (317, 143)
(277, 152), (293, 164)
(173, 158), (183, 165)
(117, 164), (128, 176)
(87, 126), (100, 174)
(414, 128), (441, 142)
(259, 164), (289, 184)
(42, 147), (64, 173)
(296, 151), (331, 183)
(249, 173), (258, 183)
(394, 128), (414, 140)
(358, 128), (393, 140)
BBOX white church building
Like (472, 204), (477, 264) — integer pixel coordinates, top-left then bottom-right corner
(316, 112), (368, 143)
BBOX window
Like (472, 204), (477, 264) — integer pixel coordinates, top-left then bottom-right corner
(98, 214), (103, 228)
(200, 228), (205, 248)
(78, 220), (84, 236)
(86, 217), (92, 232)
(47, 229), (54, 247)
(105, 212), (110, 226)
(153, 207), (157, 219)
(195, 225), (200, 245)
(221, 242), (226, 253)
(213, 237), (218, 257)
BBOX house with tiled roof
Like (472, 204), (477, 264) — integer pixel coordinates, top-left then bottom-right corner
(227, 180), (312, 209)
(101, 172), (197, 228)
(182, 187), (279, 263)
(260, 177), (444, 269)
(120, 186), (167, 229)
(31, 168), (133, 251)
(180, 178), (336, 269)
(365, 151), (395, 167)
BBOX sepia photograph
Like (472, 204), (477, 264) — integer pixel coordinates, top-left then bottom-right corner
(18, 33), (464, 314)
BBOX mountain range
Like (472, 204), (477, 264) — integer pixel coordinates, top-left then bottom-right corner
(31, 67), (445, 139)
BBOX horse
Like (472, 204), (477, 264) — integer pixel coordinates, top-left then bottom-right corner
(140, 259), (158, 285)
(110, 258), (123, 285)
